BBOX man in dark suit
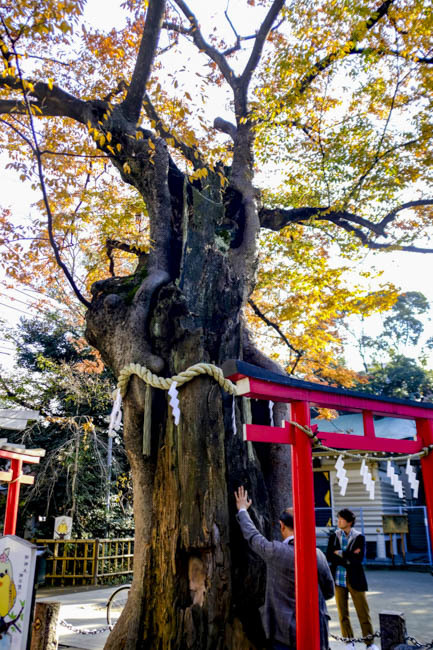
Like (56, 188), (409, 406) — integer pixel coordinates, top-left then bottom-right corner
(326, 508), (378, 650)
(235, 486), (334, 650)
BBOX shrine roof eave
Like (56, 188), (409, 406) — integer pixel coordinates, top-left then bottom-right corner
(223, 360), (433, 419)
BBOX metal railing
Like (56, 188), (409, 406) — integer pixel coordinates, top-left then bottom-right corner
(34, 537), (134, 585)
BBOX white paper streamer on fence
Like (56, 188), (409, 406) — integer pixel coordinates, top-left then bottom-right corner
(360, 458), (375, 500)
(108, 389), (122, 437)
(232, 396), (237, 436)
(269, 400), (275, 427)
(405, 458), (419, 499)
(386, 460), (404, 498)
(335, 455), (348, 496)
(168, 381), (180, 425)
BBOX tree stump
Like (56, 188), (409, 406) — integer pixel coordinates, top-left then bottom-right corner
(30, 601), (60, 650)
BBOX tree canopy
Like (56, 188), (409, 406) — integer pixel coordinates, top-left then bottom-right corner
(0, 314), (132, 539)
(0, 1), (432, 304)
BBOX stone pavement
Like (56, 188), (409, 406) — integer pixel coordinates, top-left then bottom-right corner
(36, 568), (433, 649)
(328, 569), (433, 649)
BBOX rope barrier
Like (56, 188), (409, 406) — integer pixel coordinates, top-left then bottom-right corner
(118, 361), (433, 462)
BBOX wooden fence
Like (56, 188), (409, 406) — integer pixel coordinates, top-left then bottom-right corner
(34, 537), (134, 585)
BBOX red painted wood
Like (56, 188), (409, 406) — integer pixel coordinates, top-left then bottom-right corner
(235, 377), (433, 419)
(227, 363), (433, 650)
(243, 423), (293, 444)
(4, 458), (22, 535)
(0, 449), (41, 464)
(316, 432), (422, 454)
(416, 419), (433, 555)
(362, 411), (375, 439)
(290, 403), (320, 650)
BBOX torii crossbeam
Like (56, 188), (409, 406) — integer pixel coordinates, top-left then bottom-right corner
(223, 360), (433, 650)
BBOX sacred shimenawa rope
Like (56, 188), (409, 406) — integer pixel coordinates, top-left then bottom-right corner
(118, 362), (238, 397)
(118, 362), (433, 462)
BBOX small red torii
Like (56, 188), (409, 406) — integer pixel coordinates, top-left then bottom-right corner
(223, 360), (433, 650)
(0, 442), (46, 536)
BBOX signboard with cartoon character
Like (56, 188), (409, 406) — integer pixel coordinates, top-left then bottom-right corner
(53, 516), (72, 540)
(0, 535), (37, 650)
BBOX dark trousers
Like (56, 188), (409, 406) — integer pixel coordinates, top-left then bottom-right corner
(271, 642), (292, 650)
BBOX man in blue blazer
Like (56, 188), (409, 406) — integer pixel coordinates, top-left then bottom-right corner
(235, 486), (334, 650)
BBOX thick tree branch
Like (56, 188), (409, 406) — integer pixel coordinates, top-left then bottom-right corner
(106, 239), (143, 258)
(0, 77), (88, 122)
(260, 200), (433, 252)
(259, 206), (382, 234)
(240, 0), (285, 91)
(121, 0), (166, 124)
(213, 116), (237, 140)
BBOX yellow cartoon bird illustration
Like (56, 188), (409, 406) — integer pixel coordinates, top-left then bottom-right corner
(56, 519), (69, 539)
(0, 548), (16, 619)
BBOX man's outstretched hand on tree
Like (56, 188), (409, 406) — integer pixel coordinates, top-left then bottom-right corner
(234, 486), (252, 511)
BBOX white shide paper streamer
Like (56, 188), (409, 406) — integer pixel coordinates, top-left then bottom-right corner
(168, 381), (180, 425)
(360, 458), (375, 500)
(386, 460), (404, 499)
(405, 459), (419, 499)
(108, 389), (122, 437)
(335, 455), (348, 496)
(269, 400), (274, 427)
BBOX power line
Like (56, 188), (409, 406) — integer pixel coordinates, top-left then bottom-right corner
(1, 284), (62, 307)
(0, 302), (43, 317)
(0, 294), (32, 308)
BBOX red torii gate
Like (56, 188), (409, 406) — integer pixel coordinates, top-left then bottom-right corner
(0, 443), (45, 535)
(223, 360), (433, 650)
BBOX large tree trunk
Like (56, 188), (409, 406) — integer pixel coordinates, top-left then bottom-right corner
(85, 176), (291, 649)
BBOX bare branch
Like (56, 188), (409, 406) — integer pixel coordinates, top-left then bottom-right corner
(378, 199), (433, 234)
(2, 34), (91, 307)
(121, 0), (166, 124)
(0, 116), (35, 151)
(248, 298), (303, 362)
(172, 0), (236, 87)
(0, 374), (51, 418)
(106, 239), (144, 277)
(143, 92), (204, 166)
(350, 47), (433, 64)
(162, 20), (192, 35)
(296, 0), (395, 96)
